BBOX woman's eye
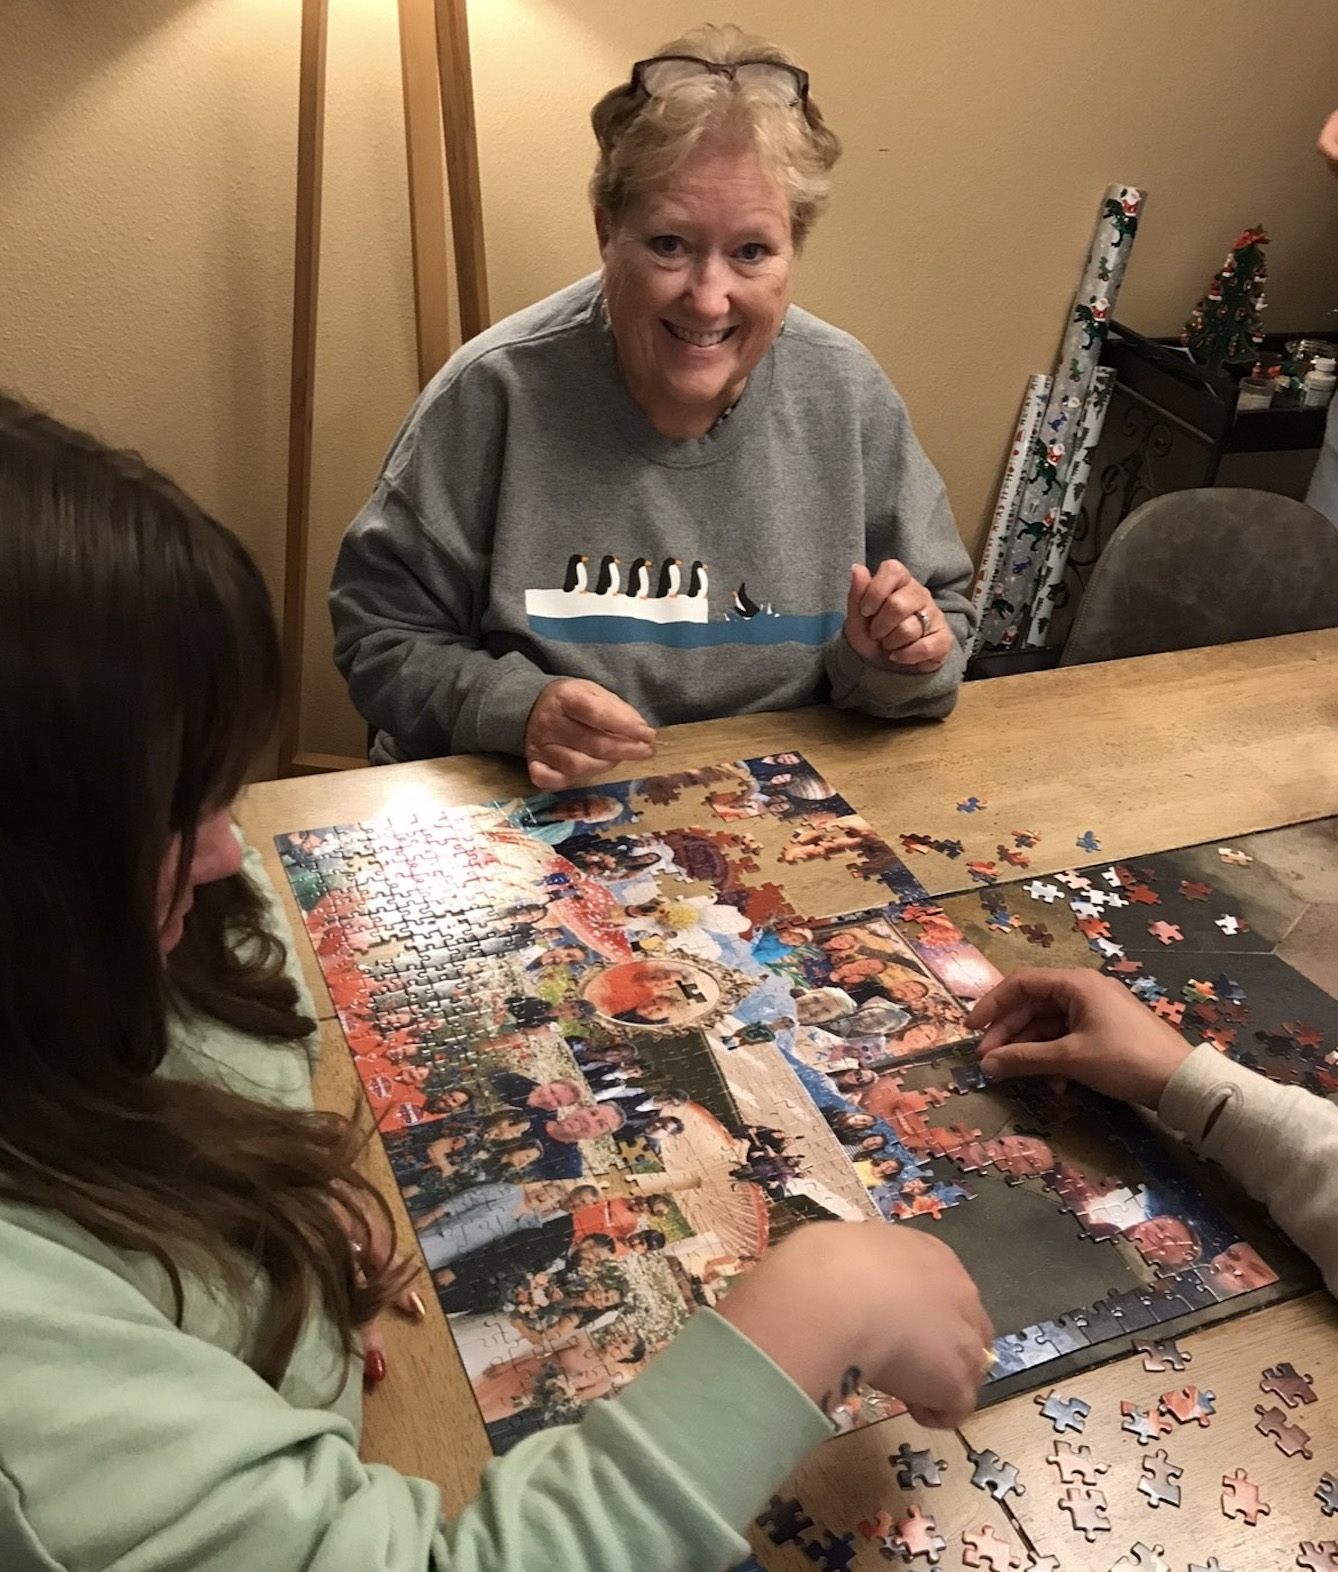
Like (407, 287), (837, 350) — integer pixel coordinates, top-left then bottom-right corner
(648, 235), (683, 257)
(738, 242), (770, 263)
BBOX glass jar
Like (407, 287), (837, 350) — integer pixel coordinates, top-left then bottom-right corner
(1285, 338), (1338, 377)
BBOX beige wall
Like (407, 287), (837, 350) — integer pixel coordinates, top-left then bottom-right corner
(4, 1), (1338, 767)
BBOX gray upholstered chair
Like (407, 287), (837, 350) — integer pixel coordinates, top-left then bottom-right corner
(1060, 487), (1338, 666)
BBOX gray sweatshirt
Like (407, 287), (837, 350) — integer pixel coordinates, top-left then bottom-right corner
(330, 276), (976, 762)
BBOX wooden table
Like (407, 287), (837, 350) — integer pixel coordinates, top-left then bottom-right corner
(238, 631), (1338, 1571)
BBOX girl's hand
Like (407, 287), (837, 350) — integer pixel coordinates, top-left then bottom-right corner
(333, 1187), (427, 1389)
(717, 1221), (992, 1429)
(967, 967), (1193, 1108)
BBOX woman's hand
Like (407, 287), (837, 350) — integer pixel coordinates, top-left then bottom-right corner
(717, 1221), (993, 1430)
(843, 561), (954, 674)
(967, 967), (1193, 1109)
(525, 678), (656, 789)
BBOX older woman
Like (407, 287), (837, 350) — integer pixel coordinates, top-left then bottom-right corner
(331, 24), (976, 785)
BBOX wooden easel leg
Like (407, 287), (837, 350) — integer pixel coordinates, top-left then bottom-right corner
(279, 0), (329, 777)
(398, 0), (454, 386)
(434, 0), (490, 343)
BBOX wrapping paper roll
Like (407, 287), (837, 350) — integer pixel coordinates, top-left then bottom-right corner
(968, 374), (1051, 658)
(976, 183), (1145, 654)
(1023, 365), (1116, 648)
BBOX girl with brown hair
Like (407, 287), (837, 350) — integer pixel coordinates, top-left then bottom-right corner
(0, 394), (989, 1571)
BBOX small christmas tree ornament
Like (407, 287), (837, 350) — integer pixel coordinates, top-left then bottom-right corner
(1181, 226), (1270, 373)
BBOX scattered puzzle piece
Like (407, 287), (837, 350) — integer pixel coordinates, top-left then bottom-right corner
(1148, 921), (1183, 945)
(957, 796), (987, 814)
(756, 1495), (814, 1544)
(856, 1510), (894, 1548)
(1160, 1385), (1215, 1427)
(1047, 1439), (1108, 1484)
(968, 860), (999, 885)
(1217, 847), (1252, 865)
(1021, 922), (1055, 949)
(1260, 1361), (1317, 1408)
(1120, 1400), (1174, 1445)
(1255, 1401), (1313, 1457)
(1220, 1468), (1269, 1525)
(799, 1530), (857, 1572)
(891, 1441), (946, 1490)
(1059, 1484), (1110, 1540)
(1151, 998), (1185, 1024)
(1024, 880), (1063, 904)
(891, 1505), (946, 1563)
(1076, 830), (1101, 852)
(1286, 1020), (1325, 1050)
(1179, 880), (1213, 901)
(901, 831), (966, 860)
(1318, 1473), (1338, 1517)
(1215, 913), (1249, 935)
(961, 1524), (1023, 1571)
(966, 1446), (1025, 1502)
(1113, 1547), (1171, 1572)
(1036, 1389), (1091, 1433)
(1135, 1336), (1191, 1372)
(1298, 1543), (1338, 1572)
(1137, 1449), (1183, 1509)
(1012, 829), (1040, 847)
(1188, 1560), (1232, 1572)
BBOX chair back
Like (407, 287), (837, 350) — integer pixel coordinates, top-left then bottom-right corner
(1060, 488), (1338, 666)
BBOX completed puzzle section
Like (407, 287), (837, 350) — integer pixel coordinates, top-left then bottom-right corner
(276, 754), (1304, 1453)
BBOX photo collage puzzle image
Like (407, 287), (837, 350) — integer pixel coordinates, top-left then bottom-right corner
(276, 754), (1338, 1453)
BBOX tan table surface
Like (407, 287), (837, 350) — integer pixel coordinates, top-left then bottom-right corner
(236, 631), (1338, 1570)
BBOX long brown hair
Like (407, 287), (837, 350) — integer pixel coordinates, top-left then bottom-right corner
(0, 395), (403, 1386)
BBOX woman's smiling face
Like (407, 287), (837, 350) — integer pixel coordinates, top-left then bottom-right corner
(598, 139), (794, 439)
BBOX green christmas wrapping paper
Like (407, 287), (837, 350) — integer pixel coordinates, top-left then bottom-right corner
(976, 183), (1145, 655)
(1023, 365), (1116, 649)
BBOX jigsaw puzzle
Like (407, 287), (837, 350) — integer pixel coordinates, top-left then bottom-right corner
(276, 755), (1326, 1451)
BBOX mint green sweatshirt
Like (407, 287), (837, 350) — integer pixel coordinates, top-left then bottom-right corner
(0, 847), (829, 1572)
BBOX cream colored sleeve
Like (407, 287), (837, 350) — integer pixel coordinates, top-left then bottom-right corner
(1158, 1042), (1338, 1294)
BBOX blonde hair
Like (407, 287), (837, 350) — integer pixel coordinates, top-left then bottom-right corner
(590, 23), (842, 248)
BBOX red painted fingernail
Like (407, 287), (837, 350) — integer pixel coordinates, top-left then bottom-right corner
(364, 1349), (387, 1385)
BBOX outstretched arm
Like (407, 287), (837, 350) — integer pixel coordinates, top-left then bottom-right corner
(969, 967), (1338, 1293)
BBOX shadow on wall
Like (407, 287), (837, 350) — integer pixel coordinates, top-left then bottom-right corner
(1, 0), (206, 155)
(2, 0), (295, 587)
